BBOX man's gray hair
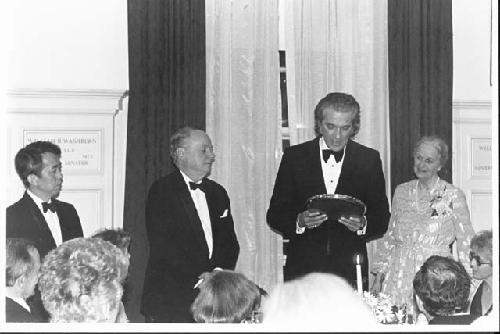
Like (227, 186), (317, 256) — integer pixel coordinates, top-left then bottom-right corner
(6, 238), (39, 287)
(170, 127), (195, 166)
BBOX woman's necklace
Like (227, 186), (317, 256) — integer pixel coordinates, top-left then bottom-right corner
(414, 177), (440, 213)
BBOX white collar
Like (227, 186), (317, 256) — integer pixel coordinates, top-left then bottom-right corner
(27, 188), (51, 213)
(6, 296), (31, 312)
(319, 137), (328, 150)
(180, 170), (202, 188)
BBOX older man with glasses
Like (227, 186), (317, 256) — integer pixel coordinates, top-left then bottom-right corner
(468, 230), (493, 317)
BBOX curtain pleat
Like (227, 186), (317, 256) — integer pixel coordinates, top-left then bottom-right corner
(205, 0), (283, 292)
(388, 0), (453, 196)
(124, 0), (205, 321)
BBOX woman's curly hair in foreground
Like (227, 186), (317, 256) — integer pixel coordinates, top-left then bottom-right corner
(38, 237), (129, 322)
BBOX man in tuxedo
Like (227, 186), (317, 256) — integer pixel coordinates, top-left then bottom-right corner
(5, 238), (44, 322)
(141, 127), (239, 322)
(267, 92), (390, 290)
(6, 140), (83, 320)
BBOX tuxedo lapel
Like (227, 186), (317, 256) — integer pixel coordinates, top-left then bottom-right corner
(52, 200), (69, 241)
(172, 171), (210, 257)
(202, 182), (220, 262)
(5, 297), (37, 322)
(203, 183), (217, 230)
(22, 193), (56, 247)
(336, 140), (359, 195)
(306, 137), (327, 194)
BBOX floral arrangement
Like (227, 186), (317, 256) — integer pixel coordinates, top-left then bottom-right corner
(429, 185), (454, 219)
(363, 291), (407, 324)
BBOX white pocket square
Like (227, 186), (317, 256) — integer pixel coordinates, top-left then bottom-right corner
(220, 209), (229, 218)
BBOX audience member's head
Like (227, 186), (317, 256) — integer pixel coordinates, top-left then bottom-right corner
(262, 273), (377, 330)
(14, 140), (63, 201)
(469, 230), (493, 281)
(92, 228), (131, 255)
(92, 228), (132, 285)
(190, 269), (261, 323)
(6, 238), (41, 300)
(413, 255), (471, 319)
(38, 237), (129, 322)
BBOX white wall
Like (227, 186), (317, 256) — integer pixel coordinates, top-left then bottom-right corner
(453, 0), (493, 101)
(7, 0), (128, 90)
(452, 0), (496, 236)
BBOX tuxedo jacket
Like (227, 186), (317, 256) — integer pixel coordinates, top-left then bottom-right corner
(5, 297), (45, 323)
(6, 192), (83, 258)
(469, 281), (492, 317)
(141, 169), (239, 322)
(267, 137), (390, 287)
(7, 192), (83, 322)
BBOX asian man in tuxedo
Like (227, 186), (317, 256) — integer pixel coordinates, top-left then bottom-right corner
(267, 92), (390, 291)
(141, 127), (239, 322)
(6, 140), (83, 320)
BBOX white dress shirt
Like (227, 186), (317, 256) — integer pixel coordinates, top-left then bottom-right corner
(320, 137), (345, 193)
(27, 189), (63, 246)
(296, 138), (345, 234)
(180, 171), (213, 258)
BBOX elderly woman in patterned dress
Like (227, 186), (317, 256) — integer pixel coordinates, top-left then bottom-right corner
(371, 135), (475, 320)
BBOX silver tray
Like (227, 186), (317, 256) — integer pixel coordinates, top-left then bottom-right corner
(306, 194), (366, 221)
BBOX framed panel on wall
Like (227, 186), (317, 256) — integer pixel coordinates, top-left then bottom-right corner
(452, 101), (493, 233)
(6, 89), (128, 236)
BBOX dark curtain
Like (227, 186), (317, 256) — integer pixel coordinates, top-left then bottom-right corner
(124, 0), (205, 322)
(388, 0), (453, 196)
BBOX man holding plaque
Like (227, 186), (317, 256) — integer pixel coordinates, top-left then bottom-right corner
(267, 92), (390, 290)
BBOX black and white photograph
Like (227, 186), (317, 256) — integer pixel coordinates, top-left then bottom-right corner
(1, 0), (498, 332)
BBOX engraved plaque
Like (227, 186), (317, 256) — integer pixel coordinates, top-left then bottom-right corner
(471, 138), (492, 177)
(23, 129), (103, 174)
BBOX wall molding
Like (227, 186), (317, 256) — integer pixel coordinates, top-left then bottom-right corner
(452, 98), (492, 233)
(452, 99), (492, 123)
(7, 88), (129, 115)
(6, 88), (129, 230)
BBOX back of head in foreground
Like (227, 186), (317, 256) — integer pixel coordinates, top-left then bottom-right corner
(38, 237), (130, 322)
(190, 269), (261, 323)
(413, 255), (471, 319)
(91, 228), (131, 254)
(262, 273), (378, 330)
(6, 238), (40, 299)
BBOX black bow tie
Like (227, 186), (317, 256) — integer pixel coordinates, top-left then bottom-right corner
(42, 201), (56, 213)
(189, 181), (207, 193)
(322, 149), (344, 163)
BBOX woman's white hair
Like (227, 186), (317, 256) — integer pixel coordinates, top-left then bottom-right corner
(262, 273), (378, 330)
(39, 237), (129, 322)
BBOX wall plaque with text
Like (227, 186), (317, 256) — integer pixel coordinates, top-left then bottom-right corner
(23, 129), (103, 174)
(471, 138), (491, 177)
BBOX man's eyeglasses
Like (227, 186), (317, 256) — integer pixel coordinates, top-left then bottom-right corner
(469, 253), (492, 266)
